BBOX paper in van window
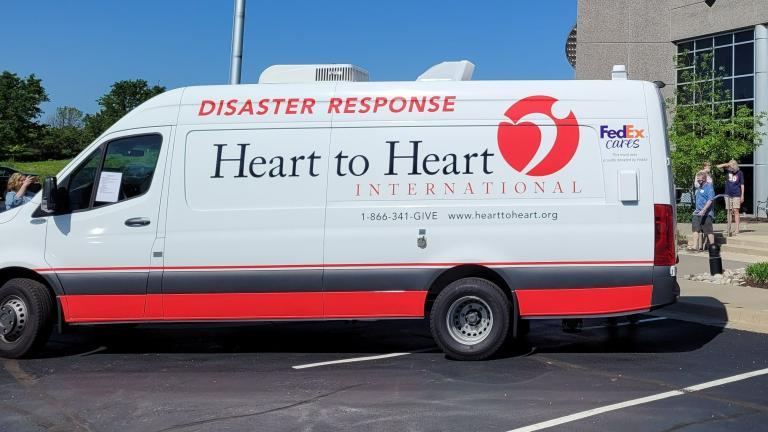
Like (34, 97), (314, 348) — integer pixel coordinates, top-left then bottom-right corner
(95, 171), (122, 203)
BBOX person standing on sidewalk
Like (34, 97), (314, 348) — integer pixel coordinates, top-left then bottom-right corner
(717, 159), (745, 235)
(691, 171), (715, 250)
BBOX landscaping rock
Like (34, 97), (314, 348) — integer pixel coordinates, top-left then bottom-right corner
(684, 267), (750, 287)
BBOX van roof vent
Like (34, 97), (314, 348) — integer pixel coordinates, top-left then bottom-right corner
(258, 64), (369, 84)
(417, 60), (475, 81)
(612, 64), (628, 80)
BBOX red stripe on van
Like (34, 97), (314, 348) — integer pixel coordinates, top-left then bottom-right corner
(60, 291), (427, 323)
(324, 291), (427, 318)
(60, 294), (152, 322)
(516, 285), (652, 317)
(163, 292), (324, 320)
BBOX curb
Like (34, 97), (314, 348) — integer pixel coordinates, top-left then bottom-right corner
(677, 249), (767, 264)
(653, 299), (768, 334)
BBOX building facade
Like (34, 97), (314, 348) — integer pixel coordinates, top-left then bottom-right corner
(574, 0), (768, 215)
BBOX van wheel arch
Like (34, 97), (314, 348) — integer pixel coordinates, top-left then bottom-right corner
(0, 268), (61, 329)
(425, 265), (525, 339)
(0, 267), (58, 296)
(425, 265), (516, 314)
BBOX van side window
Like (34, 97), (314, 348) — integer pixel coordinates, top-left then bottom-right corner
(67, 148), (103, 212)
(93, 134), (162, 208)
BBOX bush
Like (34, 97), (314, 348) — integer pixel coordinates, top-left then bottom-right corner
(746, 262), (768, 288)
(677, 205), (693, 223)
(714, 209), (727, 224)
(677, 205), (727, 224)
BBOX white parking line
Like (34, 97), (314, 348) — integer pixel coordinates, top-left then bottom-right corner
(507, 367), (768, 432)
(580, 316), (667, 330)
(293, 352), (413, 369)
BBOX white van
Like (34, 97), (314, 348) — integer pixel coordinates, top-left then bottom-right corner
(0, 62), (677, 360)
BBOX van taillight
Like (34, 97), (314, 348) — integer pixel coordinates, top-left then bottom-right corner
(654, 204), (676, 266)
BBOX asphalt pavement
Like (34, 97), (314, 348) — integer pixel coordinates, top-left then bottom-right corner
(1, 315), (767, 432)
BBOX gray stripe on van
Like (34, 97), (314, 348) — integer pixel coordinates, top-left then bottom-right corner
(498, 266), (653, 290)
(59, 272), (150, 295)
(56, 265), (654, 295)
(161, 269), (322, 294)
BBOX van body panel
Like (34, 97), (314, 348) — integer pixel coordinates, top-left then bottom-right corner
(0, 79), (677, 326)
(163, 82), (334, 319)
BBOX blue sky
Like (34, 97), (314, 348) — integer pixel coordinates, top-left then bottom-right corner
(1, 1), (576, 118)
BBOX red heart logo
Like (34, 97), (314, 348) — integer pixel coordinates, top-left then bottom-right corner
(497, 121), (540, 173)
(497, 96), (579, 176)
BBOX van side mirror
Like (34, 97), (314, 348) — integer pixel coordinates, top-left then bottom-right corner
(41, 176), (58, 214)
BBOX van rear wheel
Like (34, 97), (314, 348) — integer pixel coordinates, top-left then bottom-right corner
(430, 277), (510, 361)
(0, 278), (54, 359)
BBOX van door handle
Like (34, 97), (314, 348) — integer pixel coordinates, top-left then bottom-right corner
(125, 217), (151, 227)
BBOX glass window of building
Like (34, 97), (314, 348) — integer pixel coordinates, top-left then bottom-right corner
(676, 29), (756, 213)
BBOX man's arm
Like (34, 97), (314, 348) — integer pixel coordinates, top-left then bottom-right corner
(698, 199), (714, 215)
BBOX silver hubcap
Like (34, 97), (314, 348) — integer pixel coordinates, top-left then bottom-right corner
(0, 296), (28, 343)
(446, 296), (493, 345)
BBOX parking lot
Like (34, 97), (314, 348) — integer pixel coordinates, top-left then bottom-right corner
(2, 313), (767, 432)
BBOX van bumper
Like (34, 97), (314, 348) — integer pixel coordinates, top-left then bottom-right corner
(651, 265), (679, 309)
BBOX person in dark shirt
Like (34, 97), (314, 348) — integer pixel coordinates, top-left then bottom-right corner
(717, 159), (744, 235)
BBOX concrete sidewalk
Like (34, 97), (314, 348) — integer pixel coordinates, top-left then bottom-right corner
(653, 254), (768, 333)
(679, 220), (768, 262)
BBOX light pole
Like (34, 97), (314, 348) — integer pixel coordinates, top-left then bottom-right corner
(229, 0), (246, 85)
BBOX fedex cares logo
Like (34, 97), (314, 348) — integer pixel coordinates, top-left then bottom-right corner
(600, 124), (644, 149)
(497, 96), (579, 176)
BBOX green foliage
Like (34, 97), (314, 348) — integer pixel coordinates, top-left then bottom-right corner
(49, 106), (84, 129)
(40, 106), (88, 160)
(0, 71), (49, 160)
(746, 262), (768, 285)
(667, 51), (766, 189)
(83, 80), (165, 141)
(676, 204), (727, 223)
(0, 159), (71, 178)
(0, 72), (166, 162)
(677, 205), (693, 223)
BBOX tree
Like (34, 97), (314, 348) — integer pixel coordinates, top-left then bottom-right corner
(48, 106), (84, 129)
(38, 106), (87, 159)
(0, 71), (49, 160)
(668, 52), (766, 191)
(83, 79), (165, 141)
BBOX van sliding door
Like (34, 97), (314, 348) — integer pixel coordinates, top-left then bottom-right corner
(160, 126), (330, 320)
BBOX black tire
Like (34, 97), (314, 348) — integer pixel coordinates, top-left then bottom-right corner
(0, 278), (54, 359)
(430, 277), (510, 361)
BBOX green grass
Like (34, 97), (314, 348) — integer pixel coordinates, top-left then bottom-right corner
(746, 262), (768, 287)
(0, 159), (72, 178)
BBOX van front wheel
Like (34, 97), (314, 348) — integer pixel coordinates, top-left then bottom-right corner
(430, 277), (510, 361)
(0, 278), (53, 359)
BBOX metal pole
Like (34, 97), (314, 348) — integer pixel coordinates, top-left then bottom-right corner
(229, 0), (246, 85)
(754, 25), (768, 217)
